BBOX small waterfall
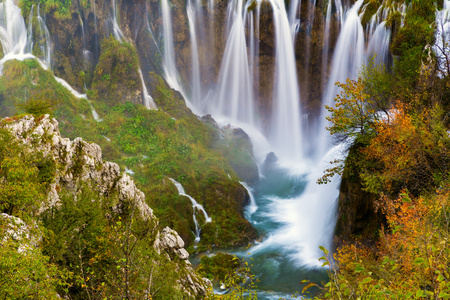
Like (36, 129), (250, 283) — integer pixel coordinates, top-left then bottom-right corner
(322, 0), (344, 89)
(0, 0), (33, 66)
(318, 0), (365, 157)
(212, 0), (255, 125)
(36, 4), (51, 67)
(269, 0), (303, 162)
(161, 0), (184, 94)
(111, 0), (123, 41)
(186, 0), (202, 107)
(169, 178), (212, 242)
(240, 181), (257, 217)
(288, 0), (301, 39)
(24, 4), (51, 68)
(138, 69), (157, 109)
(435, 0), (450, 75)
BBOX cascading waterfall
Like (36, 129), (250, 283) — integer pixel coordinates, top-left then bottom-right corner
(160, 0), (184, 94)
(138, 69), (157, 109)
(269, 0), (303, 162)
(0, 0), (35, 70)
(435, 0), (450, 75)
(212, 0), (255, 125)
(186, 0), (202, 107)
(0, 0), (425, 295)
(169, 178), (212, 243)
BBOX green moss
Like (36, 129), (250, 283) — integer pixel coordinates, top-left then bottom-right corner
(390, 0), (436, 83)
(361, 0), (382, 26)
(91, 37), (141, 106)
(20, 0), (72, 20)
(197, 253), (241, 284)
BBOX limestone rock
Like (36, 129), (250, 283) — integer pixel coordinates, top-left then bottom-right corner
(1, 115), (208, 297)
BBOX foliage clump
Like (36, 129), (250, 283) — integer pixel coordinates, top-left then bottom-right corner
(20, 0), (73, 19)
(91, 37), (142, 106)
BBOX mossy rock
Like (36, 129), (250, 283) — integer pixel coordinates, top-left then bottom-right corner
(197, 252), (241, 284)
(212, 124), (259, 185)
(147, 71), (194, 120)
(91, 36), (142, 106)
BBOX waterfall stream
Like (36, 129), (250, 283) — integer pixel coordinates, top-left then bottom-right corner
(155, 0), (393, 297)
(169, 178), (212, 243)
(0, 0), (431, 297)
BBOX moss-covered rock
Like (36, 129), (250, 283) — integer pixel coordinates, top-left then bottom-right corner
(197, 252), (241, 284)
(91, 37), (142, 106)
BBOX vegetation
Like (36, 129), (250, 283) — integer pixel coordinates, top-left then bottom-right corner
(91, 37), (141, 106)
(0, 57), (256, 252)
(315, 0), (450, 297)
(20, 0), (73, 19)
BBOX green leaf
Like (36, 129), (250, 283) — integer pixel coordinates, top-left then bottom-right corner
(319, 245), (329, 255)
(361, 277), (372, 284)
(355, 266), (365, 273)
(416, 290), (424, 298)
(414, 257), (425, 265)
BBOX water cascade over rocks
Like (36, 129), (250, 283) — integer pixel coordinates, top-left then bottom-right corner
(0, 0), (438, 296)
(153, 0), (393, 295)
(169, 178), (212, 243)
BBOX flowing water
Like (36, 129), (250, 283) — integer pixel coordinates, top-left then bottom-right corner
(0, 0), (434, 297)
(158, 0), (392, 297)
(169, 178), (212, 243)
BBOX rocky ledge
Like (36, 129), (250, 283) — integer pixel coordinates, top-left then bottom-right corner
(1, 114), (210, 298)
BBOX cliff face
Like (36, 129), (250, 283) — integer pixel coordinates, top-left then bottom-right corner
(35, 0), (343, 120)
(0, 114), (209, 298)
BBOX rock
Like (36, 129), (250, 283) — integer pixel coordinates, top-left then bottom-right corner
(1, 115), (209, 297)
(0, 213), (40, 253)
(264, 152), (278, 165)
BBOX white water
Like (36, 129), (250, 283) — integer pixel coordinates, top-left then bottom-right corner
(169, 178), (212, 242)
(212, 0), (255, 125)
(435, 0), (450, 76)
(268, 0), (303, 163)
(138, 69), (157, 109)
(250, 144), (344, 268)
(186, 0), (202, 108)
(160, 0), (184, 94)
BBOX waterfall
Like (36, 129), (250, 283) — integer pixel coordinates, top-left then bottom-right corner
(269, 0), (303, 163)
(138, 69), (157, 110)
(435, 0), (450, 75)
(288, 0), (301, 39)
(186, 0), (202, 107)
(318, 0), (365, 157)
(240, 181), (257, 217)
(0, 0), (34, 68)
(212, 0), (255, 125)
(111, 0), (123, 41)
(161, 0), (184, 94)
(169, 178), (211, 243)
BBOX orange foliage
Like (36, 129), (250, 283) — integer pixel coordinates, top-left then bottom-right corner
(361, 102), (450, 195)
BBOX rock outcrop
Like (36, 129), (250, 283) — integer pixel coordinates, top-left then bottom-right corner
(1, 114), (209, 298)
